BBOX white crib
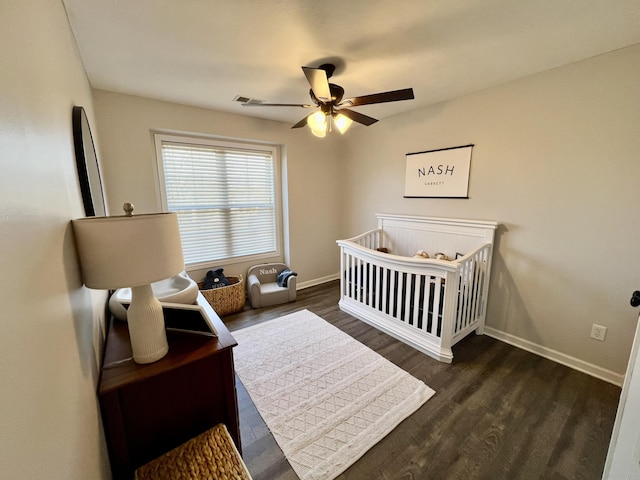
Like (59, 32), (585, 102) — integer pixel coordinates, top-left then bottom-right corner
(337, 214), (498, 363)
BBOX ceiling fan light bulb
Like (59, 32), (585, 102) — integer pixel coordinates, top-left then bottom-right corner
(334, 114), (353, 134)
(307, 111), (327, 129)
(308, 111), (328, 137)
(310, 127), (326, 138)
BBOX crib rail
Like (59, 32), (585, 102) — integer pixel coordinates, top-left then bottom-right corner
(341, 229), (382, 250)
(336, 237), (493, 362)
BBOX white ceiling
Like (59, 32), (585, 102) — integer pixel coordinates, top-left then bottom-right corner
(63, 0), (640, 127)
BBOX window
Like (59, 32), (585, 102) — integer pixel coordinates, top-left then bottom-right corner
(154, 133), (281, 268)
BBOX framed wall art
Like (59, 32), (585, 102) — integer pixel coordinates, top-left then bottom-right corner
(404, 144), (473, 198)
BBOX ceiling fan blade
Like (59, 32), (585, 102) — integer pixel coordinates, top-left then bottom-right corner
(242, 102), (314, 108)
(302, 66), (331, 103)
(339, 88), (414, 107)
(337, 108), (378, 126)
(291, 114), (312, 129)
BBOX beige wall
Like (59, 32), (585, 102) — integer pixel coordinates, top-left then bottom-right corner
(342, 45), (640, 377)
(92, 91), (346, 285)
(0, 1), (109, 478)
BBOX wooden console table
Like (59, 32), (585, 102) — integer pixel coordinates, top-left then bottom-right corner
(98, 294), (240, 480)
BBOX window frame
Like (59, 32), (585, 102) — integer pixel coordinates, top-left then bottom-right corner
(153, 132), (283, 270)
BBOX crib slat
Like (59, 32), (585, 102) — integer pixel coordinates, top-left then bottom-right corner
(433, 278), (443, 337)
(469, 257), (480, 327)
(389, 269), (397, 317)
(422, 276), (432, 335)
(455, 270), (462, 333)
(358, 258), (362, 302)
(461, 260), (473, 331)
(462, 261), (472, 330)
(359, 259), (364, 304)
(362, 260), (366, 304)
(469, 253), (483, 327)
(344, 253), (349, 298)
(399, 272), (406, 320)
(472, 251), (488, 321)
(368, 262), (375, 308)
(375, 265), (382, 311)
(416, 275), (425, 330)
(340, 249), (345, 298)
(344, 251), (349, 299)
(380, 267), (388, 314)
(396, 272), (404, 320)
(364, 261), (370, 306)
(413, 275), (422, 327)
(349, 254), (356, 300)
(405, 273), (412, 324)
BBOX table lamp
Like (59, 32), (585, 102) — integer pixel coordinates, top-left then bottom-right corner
(72, 203), (184, 364)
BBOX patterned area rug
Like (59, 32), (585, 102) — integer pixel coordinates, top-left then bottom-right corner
(233, 309), (435, 480)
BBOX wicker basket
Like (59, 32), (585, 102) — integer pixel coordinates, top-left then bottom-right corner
(198, 275), (245, 316)
(135, 423), (252, 480)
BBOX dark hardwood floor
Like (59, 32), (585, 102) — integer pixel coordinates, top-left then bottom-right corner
(222, 281), (621, 480)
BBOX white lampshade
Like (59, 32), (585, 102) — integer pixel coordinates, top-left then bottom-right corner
(72, 207), (185, 364)
(72, 212), (184, 289)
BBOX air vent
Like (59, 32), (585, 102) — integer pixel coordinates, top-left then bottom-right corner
(233, 95), (263, 104)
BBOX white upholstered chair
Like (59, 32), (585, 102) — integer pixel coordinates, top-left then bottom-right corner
(247, 263), (297, 308)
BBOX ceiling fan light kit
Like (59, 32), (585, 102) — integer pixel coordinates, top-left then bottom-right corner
(307, 111), (353, 137)
(241, 63), (414, 137)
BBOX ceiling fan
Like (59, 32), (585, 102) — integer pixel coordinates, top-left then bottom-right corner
(241, 63), (414, 137)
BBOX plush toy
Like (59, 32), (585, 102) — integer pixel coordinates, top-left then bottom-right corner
(434, 252), (450, 261)
(413, 250), (430, 259)
(203, 267), (230, 289)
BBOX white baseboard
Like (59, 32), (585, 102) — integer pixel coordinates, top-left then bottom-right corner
(297, 273), (340, 290)
(484, 326), (624, 386)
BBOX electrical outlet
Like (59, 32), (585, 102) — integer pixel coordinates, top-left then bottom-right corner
(590, 324), (607, 341)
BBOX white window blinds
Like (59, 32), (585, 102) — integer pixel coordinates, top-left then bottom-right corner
(156, 136), (278, 266)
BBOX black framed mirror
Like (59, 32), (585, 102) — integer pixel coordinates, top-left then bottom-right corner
(72, 106), (106, 216)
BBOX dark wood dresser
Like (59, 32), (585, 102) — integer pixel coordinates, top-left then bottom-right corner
(98, 294), (239, 480)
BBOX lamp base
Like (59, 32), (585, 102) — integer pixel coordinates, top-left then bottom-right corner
(127, 284), (169, 364)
